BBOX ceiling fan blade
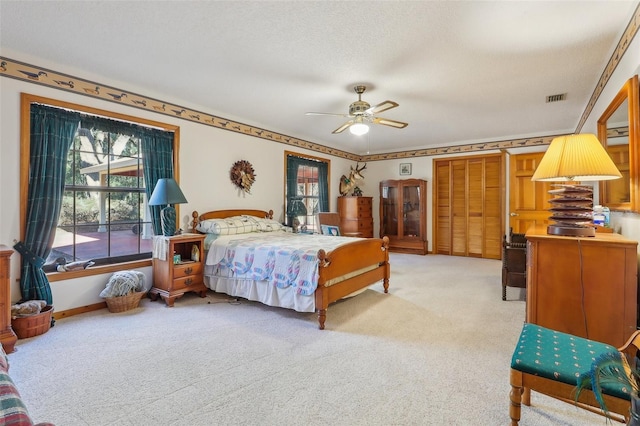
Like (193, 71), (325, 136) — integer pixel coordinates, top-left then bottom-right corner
(366, 100), (399, 115)
(305, 112), (351, 117)
(373, 117), (408, 129)
(332, 120), (354, 134)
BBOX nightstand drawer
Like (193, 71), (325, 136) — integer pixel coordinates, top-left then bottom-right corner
(173, 275), (203, 291)
(174, 263), (202, 278)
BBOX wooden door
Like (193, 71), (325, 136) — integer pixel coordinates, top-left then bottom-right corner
(509, 153), (553, 233)
(433, 154), (503, 259)
(435, 162), (451, 254)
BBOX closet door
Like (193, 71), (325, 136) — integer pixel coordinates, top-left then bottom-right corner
(451, 160), (468, 256)
(433, 154), (503, 259)
(435, 161), (451, 254)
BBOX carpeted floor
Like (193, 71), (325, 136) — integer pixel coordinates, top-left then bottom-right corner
(9, 254), (608, 425)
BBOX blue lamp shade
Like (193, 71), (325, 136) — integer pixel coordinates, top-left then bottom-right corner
(148, 178), (188, 236)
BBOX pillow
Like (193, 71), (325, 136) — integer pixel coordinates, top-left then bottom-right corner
(196, 216), (258, 235)
(248, 216), (287, 232)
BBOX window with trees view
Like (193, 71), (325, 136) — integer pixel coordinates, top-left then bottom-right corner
(21, 94), (179, 272)
(58, 128), (150, 265)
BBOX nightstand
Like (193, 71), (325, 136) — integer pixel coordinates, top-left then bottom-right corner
(150, 233), (207, 307)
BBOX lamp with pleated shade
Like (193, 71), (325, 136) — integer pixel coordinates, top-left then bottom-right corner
(148, 178), (188, 236)
(531, 134), (622, 237)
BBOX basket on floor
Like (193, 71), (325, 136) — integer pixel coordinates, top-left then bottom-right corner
(12, 305), (53, 339)
(105, 291), (145, 313)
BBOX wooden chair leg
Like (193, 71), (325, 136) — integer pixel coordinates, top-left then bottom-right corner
(510, 369), (524, 425)
(510, 384), (523, 426)
(522, 387), (531, 406)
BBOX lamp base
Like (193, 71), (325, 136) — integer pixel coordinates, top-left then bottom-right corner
(547, 224), (595, 237)
(160, 205), (176, 236)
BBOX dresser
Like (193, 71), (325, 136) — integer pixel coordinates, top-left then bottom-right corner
(0, 246), (17, 353)
(150, 234), (207, 307)
(337, 196), (373, 238)
(525, 225), (638, 347)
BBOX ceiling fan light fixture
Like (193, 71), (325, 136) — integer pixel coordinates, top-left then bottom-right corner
(349, 122), (369, 136)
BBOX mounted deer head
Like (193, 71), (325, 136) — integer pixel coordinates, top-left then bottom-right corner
(339, 162), (367, 196)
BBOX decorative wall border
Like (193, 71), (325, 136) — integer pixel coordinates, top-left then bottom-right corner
(2, 0), (638, 168)
(576, 3), (640, 132)
(361, 134), (558, 161)
(0, 56), (359, 161)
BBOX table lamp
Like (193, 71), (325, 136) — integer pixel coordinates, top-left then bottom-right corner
(148, 178), (188, 236)
(531, 133), (621, 236)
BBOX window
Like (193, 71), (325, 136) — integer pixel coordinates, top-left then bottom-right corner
(20, 94), (179, 273)
(285, 152), (330, 233)
(58, 127), (150, 266)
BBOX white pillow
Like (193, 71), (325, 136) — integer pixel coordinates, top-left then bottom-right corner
(196, 216), (258, 235)
(248, 216), (287, 232)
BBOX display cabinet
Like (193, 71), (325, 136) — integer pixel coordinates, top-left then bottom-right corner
(379, 179), (427, 254)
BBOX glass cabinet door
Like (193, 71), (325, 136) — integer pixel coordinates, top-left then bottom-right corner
(381, 185), (398, 236)
(402, 184), (421, 237)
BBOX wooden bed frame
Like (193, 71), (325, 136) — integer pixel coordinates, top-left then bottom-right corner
(191, 209), (390, 329)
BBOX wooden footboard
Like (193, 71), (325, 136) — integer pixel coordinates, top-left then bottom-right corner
(315, 236), (390, 329)
(192, 209), (390, 330)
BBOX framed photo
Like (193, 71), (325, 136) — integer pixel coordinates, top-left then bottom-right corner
(320, 225), (341, 236)
(400, 163), (412, 176)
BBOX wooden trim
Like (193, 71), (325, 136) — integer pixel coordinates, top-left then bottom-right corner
(46, 259), (151, 282)
(52, 302), (107, 320)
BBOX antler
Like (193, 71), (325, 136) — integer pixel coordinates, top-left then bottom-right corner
(356, 162), (367, 172)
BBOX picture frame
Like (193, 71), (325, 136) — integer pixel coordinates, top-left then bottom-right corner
(400, 163), (412, 176)
(320, 225), (341, 236)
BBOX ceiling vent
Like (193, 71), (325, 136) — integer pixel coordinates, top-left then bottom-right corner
(546, 93), (567, 103)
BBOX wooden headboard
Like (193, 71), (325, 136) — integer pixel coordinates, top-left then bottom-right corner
(191, 209), (274, 231)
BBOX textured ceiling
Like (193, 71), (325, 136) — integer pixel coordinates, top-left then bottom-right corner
(1, 1), (638, 155)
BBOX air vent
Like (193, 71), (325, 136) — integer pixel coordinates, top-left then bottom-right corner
(546, 93), (567, 103)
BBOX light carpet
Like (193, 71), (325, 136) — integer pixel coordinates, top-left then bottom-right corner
(9, 254), (609, 425)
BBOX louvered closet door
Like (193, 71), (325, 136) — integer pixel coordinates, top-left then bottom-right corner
(435, 162), (451, 254)
(433, 154), (503, 259)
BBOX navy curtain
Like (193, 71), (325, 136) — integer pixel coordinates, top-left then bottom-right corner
(19, 104), (81, 303)
(141, 129), (175, 235)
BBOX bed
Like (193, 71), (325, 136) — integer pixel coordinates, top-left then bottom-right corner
(191, 209), (390, 329)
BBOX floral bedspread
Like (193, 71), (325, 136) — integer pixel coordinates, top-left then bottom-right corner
(205, 232), (356, 296)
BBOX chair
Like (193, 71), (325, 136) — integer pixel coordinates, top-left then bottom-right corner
(316, 212), (361, 237)
(509, 323), (640, 425)
(502, 228), (527, 300)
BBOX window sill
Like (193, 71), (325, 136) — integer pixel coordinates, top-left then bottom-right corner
(47, 259), (152, 282)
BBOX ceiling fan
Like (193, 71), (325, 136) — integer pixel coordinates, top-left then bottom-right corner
(305, 85), (408, 135)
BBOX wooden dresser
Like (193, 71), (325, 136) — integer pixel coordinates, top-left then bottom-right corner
(0, 246), (17, 353)
(525, 225), (638, 347)
(150, 234), (207, 307)
(337, 196), (373, 238)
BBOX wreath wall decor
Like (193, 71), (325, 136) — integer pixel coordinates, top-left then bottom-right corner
(230, 160), (256, 193)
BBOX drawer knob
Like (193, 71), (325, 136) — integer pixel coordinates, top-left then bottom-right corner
(185, 267), (193, 274)
(185, 278), (193, 285)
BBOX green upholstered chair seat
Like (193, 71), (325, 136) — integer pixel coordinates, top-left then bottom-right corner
(511, 323), (632, 400)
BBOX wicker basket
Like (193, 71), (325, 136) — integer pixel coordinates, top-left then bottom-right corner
(105, 291), (145, 313)
(12, 305), (53, 339)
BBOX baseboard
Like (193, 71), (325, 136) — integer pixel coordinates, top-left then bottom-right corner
(52, 302), (107, 320)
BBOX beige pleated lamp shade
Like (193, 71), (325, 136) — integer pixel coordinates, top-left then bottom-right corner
(531, 134), (622, 182)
